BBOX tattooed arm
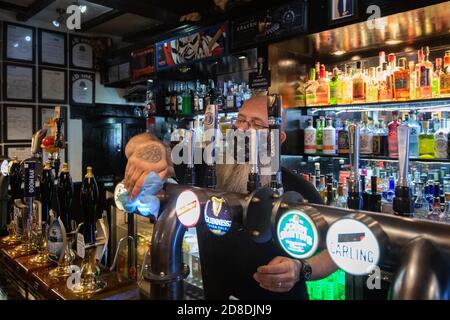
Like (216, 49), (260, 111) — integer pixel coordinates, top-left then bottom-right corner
(124, 133), (175, 199)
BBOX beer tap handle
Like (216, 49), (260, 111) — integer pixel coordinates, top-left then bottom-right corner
(347, 124), (362, 210)
(247, 129), (261, 193)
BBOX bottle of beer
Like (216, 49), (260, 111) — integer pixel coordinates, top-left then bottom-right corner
(57, 163), (73, 231)
(40, 160), (54, 223)
(9, 156), (22, 200)
(80, 167), (98, 245)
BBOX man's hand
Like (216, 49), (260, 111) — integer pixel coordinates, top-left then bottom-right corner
(124, 141), (170, 199)
(253, 256), (302, 293)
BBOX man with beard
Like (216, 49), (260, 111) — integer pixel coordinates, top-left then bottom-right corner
(124, 96), (336, 298)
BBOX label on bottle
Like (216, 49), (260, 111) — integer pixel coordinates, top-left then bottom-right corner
(353, 80), (365, 100)
(360, 133), (373, 154)
(193, 96), (199, 111)
(372, 135), (381, 155)
(338, 130), (349, 153)
(323, 130), (336, 153)
(435, 132), (448, 158)
(388, 125), (398, 157)
(198, 97), (204, 111)
(394, 76), (408, 91)
(420, 66), (430, 87)
(304, 129), (316, 153)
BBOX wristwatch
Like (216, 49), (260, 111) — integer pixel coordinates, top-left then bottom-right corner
(299, 260), (312, 281)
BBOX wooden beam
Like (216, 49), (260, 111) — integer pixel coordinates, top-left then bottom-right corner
(16, 0), (56, 22)
(0, 1), (28, 13)
(85, 0), (178, 22)
(80, 9), (123, 31)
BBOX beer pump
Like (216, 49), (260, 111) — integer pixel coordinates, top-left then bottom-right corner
(183, 123), (196, 186)
(347, 124), (363, 210)
(247, 128), (261, 193)
(267, 95), (283, 196)
(1, 157), (22, 245)
(393, 124), (414, 216)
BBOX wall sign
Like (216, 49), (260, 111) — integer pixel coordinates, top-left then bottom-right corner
(276, 209), (319, 259)
(231, 0), (307, 51)
(70, 71), (95, 106)
(156, 23), (227, 71)
(3, 105), (35, 143)
(204, 196), (232, 236)
(4, 22), (36, 63)
(176, 190), (201, 228)
(39, 29), (67, 67)
(326, 217), (381, 275)
(70, 35), (94, 70)
(3, 63), (36, 102)
(39, 67), (67, 104)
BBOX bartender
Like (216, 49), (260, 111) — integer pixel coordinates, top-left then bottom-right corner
(124, 96), (337, 296)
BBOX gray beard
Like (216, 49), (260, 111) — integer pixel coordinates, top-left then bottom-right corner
(216, 164), (271, 194)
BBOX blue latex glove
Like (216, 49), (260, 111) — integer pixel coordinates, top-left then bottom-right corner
(118, 172), (164, 218)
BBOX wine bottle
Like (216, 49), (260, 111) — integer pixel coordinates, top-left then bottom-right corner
(80, 167), (99, 245)
(57, 163), (73, 231)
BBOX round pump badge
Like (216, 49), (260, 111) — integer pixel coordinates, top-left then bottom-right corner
(176, 190), (201, 228)
(326, 217), (381, 275)
(1, 160), (8, 176)
(204, 196), (232, 236)
(114, 182), (127, 212)
(276, 210), (319, 259)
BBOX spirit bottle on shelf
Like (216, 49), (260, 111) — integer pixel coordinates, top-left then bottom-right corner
(338, 120), (350, 155)
(304, 119), (317, 154)
(419, 120), (435, 159)
(305, 68), (318, 106)
(432, 58), (443, 98)
(193, 80), (201, 112)
(378, 62), (393, 102)
(176, 83), (183, 113)
(366, 67), (379, 103)
(329, 68), (340, 105)
(316, 64), (329, 105)
(408, 111), (421, 158)
(416, 47), (433, 99)
(440, 50), (450, 97)
(428, 182), (442, 221)
(409, 61), (417, 100)
(388, 111), (400, 158)
(335, 183), (347, 208)
(434, 118), (448, 159)
(316, 117), (324, 154)
(360, 115), (373, 155)
(164, 83), (171, 113)
(393, 57), (410, 101)
(182, 83), (193, 115)
(323, 118), (336, 155)
(340, 65), (354, 104)
(352, 61), (366, 103)
(326, 183), (334, 206)
(414, 182), (429, 219)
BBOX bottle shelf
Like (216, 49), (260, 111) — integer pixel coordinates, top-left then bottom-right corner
(153, 108), (240, 119)
(288, 97), (450, 113)
(282, 153), (450, 164)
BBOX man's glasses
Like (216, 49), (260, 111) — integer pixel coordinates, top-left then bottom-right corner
(234, 117), (269, 130)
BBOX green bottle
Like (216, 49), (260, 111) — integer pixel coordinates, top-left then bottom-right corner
(182, 84), (192, 115)
(316, 118), (324, 154)
(329, 68), (340, 105)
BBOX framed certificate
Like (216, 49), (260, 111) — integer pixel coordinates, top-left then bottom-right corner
(70, 35), (94, 70)
(2, 105), (36, 143)
(3, 63), (36, 102)
(38, 29), (67, 67)
(5, 145), (33, 161)
(3, 22), (36, 63)
(70, 71), (95, 106)
(39, 67), (67, 104)
(38, 105), (68, 142)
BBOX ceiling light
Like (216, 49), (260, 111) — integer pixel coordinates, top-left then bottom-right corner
(332, 50), (346, 56)
(351, 55), (362, 61)
(385, 39), (402, 45)
(278, 59), (296, 67)
(238, 55), (247, 60)
(79, 5), (87, 13)
(52, 20), (60, 27)
(25, 36), (31, 42)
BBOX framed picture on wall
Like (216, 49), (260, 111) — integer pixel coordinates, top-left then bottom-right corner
(3, 22), (36, 63)
(38, 105), (68, 142)
(39, 67), (67, 104)
(5, 144), (32, 161)
(328, 0), (358, 25)
(38, 29), (67, 67)
(70, 71), (95, 106)
(3, 63), (36, 102)
(69, 35), (94, 70)
(2, 105), (36, 143)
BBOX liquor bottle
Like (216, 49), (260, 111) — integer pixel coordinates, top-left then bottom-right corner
(338, 120), (350, 155)
(388, 111), (400, 158)
(334, 183), (347, 208)
(416, 47), (433, 99)
(40, 160), (54, 223)
(428, 182), (442, 221)
(383, 176), (395, 203)
(318, 175), (326, 201)
(378, 62), (393, 102)
(434, 118), (448, 158)
(316, 64), (329, 105)
(226, 81), (235, 110)
(340, 65), (353, 104)
(414, 182), (429, 219)
(368, 176), (382, 212)
(432, 58), (443, 98)
(393, 58), (410, 101)
(193, 80), (201, 113)
(305, 68), (318, 106)
(80, 167), (99, 245)
(329, 68), (340, 105)
(440, 50), (450, 97)
(326, 183), (334, 206)
(323, 118), (336, 155)
(304, 119), (317, 154)
(316, 118), (324, 154)
(176, 83), (183, 113)
(182, 83), (193, 115)
(366, 67), (378, 103)
(441, 192), (450, 222)
(352, 61), (366, 103)
(57, 163), (73, 231)
(419, 120), (436, 159)
(169, 82), (177, 114)
(164, 84), (171, 113)
(360, 115), (373, 155)
(409, 61), (417, 100)
(408, 111), (420, 158)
